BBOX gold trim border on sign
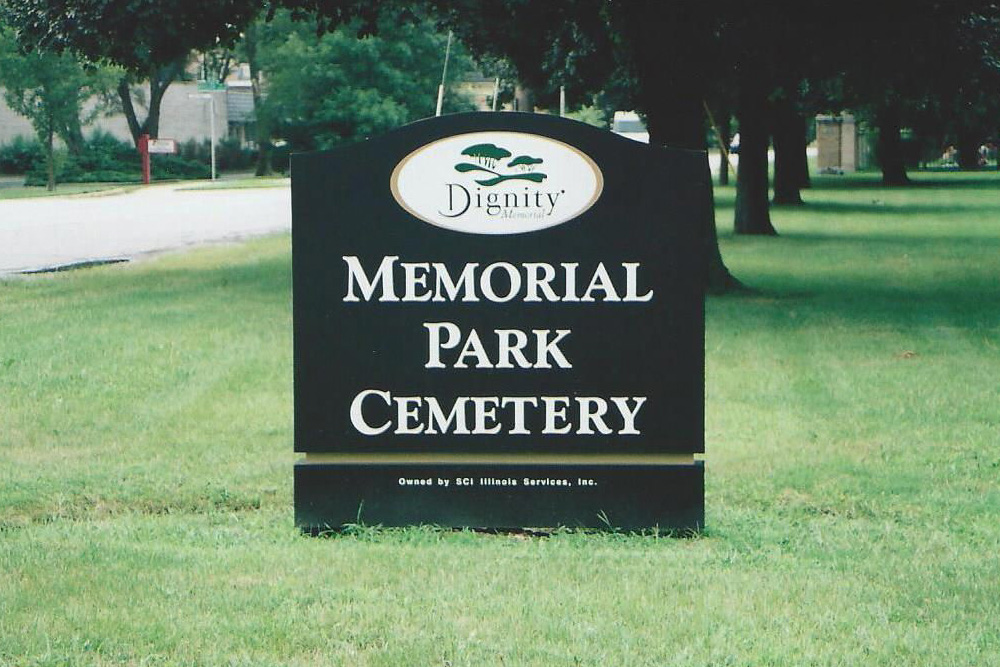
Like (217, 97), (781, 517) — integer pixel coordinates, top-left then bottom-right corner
(301, 453), (697, 465)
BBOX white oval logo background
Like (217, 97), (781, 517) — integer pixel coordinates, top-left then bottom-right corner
(391, 131), (603, 235)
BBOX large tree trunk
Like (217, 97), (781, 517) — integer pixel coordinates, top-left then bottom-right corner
(702, 185), (743, 293)
(798, 122), (811, 189)
(613, 0), (741, 291)
(642, 92), (742, 290)
(144, 71), (171, 140)
(514, 83), (534, 112)
(117, 77), (143, 145)
(734, 81), (777, 235)
(117, 63), (182, 147)
(644, 94), (704, 150)
(244, 25), (273, 177)
(60, 117), (86, 156)
(772, 91), (808, 205)
(956, 129), (981, 170)
(876, 98), (909, 186)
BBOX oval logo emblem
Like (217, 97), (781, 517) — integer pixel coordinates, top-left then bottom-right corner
(391, 131), (603, 235)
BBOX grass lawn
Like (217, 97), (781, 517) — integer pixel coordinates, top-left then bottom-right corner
(0, 183), (138, 200)
(1, 170), (999, 665)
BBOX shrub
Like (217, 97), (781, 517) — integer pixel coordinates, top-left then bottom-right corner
(23, 132), (211, 185)
(217, 137), (255, 171)
(0, 136), (43, 174)
(271, 143), (292, 174)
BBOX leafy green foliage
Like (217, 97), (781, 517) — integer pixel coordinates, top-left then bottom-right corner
(256, 10), (476, 151)
(1, 132), (253, 184)
(564, 104), (608, 129)
(176, 137), (256, 172)
(16, 131), (210, 185)
(3, 0), (258, 74)
(0, 28), (118, 186)
(3, 1), (261, 146)
(0, 136), (42, 174)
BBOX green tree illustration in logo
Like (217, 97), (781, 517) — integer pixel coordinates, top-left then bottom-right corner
(455, 143), (547, 186)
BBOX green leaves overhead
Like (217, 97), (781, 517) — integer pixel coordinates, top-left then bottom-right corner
(3, 0), (259, 74)
(256, 10), (476, 150)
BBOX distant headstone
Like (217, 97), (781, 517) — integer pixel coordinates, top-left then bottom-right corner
(292, 113), (707, 531)
(816, 113), (858, 173)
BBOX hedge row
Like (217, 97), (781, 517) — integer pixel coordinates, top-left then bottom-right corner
(0, 132), (259, 183)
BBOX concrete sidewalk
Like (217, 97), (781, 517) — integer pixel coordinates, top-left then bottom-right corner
(0, 182), (291, 274)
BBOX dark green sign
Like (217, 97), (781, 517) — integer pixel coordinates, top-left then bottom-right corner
(292, 112), (707, 531)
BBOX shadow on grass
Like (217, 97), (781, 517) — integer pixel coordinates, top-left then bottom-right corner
(809, 172), (1000, 190)
(750, 232), (1000, 246)
(719, 229), (1000, 249)
(784, 200), (990, 216)
(711, 277), (999, 330)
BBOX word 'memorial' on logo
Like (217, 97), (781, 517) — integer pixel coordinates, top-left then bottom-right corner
(391, 131), (604, 235)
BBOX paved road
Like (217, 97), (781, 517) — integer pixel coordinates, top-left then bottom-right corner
(0, 182), (291, 274)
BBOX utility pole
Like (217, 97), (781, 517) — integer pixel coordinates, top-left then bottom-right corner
(435, 31), (453, 117)
(189, 93), (218, 180)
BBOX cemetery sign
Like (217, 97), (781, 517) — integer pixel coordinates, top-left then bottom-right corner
(292, 112), (707, 531)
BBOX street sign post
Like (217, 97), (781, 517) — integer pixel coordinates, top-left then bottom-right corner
(147, 138), (177, 154)
(137, 135), (178, 184)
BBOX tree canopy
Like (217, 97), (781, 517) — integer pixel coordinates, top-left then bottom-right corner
(3, 0), (257, 72)
(4, 0), (998, 288)
(0, 26), (117, 189)
(2, 1), (262, 145)
(254, 9), (475, 152)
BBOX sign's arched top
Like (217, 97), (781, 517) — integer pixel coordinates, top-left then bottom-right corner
(390, 131), (604, 235)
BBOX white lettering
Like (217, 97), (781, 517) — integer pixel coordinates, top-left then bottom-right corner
(394, 396), (424, 434)
(576, 397), (612, 435)
(611, 397), (646, 434)
(623, 263), (654, 301)
(471, 397), (503, 434)
(431, 262), (479, 302)
(402, 262), (433, 302)
(501, 397), (538, 434)
(455, 328), (493, 369)
(581, 262), (622, 302)
(524, 262), (560, 302)
(480, 262), (522, 302)
(424, 322), (462, 369)
(342, 255), (399, 302)
(425, 396), (470, 435)
(534, 330), (573, 369)
(542, 396), (572, 434)
(349, 389), (392, 435)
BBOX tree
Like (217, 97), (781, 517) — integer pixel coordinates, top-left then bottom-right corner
(198, 46), (236, 86)
(0, 29), (115, 190)
(114, 60), (188, 146)
(237, 20), (274, 175)
(4, 0), (260, 146)
(420, 0), (744, 291)
(771, 85), (810, 206)
(255, 9), (476, 152)
(825, 1), (1000, 185)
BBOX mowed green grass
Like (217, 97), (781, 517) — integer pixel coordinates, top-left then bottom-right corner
(0, 183), (138, 200)
(175, 176), (290, 192)
(1, 171), (999, 665)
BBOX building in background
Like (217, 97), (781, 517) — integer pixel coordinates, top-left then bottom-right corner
(0, 65), (254, 150)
